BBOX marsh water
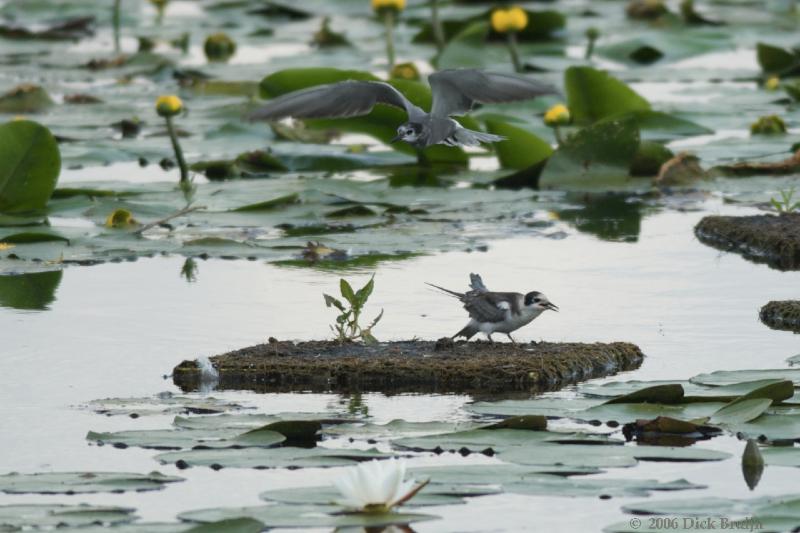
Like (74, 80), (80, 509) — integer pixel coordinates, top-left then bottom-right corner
(2, 191), (799, 531)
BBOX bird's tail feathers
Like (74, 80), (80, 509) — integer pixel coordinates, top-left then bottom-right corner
(425, 282), (463, 299)
(454, 128), (506, 147)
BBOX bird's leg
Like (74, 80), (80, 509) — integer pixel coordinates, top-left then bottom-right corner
(486, 333), (494, 343)
(506, 333), (516, 345)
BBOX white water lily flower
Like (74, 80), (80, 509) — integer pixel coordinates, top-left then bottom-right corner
(333, 458), (426, 513)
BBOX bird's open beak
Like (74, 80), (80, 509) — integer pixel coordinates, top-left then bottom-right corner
(546, 302), (559, 312)
(389, 134), (402, 143)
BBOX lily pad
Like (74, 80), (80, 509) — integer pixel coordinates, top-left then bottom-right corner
(86, 426), (285, 450)
(708, 398), (773, 425)
(0, 120), (61, 213)
(539, 117), (641, 189)
(483, 118), (553, 170)
(259, 485), (464, 507)
(0, 471), (183, 494)
(155, 446), (391, 469)
(690, 369), (800, 387)
(85, 393), (249, 417)
(564, 67), (650, 125)
(179, 504), (435, 528)
(0, 504), (136, 529)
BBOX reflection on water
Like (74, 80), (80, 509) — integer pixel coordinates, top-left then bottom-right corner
(0, 270), (63, 310)
(180, 257), (198, 283)
(556, 193), (643, 242)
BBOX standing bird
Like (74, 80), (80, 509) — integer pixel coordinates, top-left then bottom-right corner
(248, 69), (556, 148)
(427, 273), (558, 343)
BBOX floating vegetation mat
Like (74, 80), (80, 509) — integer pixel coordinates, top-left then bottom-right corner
(695, 213), (800, 270)
(761, 300), (800, 334)
(172, 339), (644, 394)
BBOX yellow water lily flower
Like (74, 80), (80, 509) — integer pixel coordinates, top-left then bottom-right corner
(491, 6), (528, 33)
(371, 0), (405, 12)
(765, 76), (780, 91)
(105, 208), (138, 229)
(149, 0), (169, 8)
(0, 243), (15, 251)
(155, 95), (183, 118)
(544, 104), (570, 126)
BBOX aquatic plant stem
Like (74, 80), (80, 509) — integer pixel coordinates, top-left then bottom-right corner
(113, 0), (121, 52)
(165, 116), (189, 183)
(430, 0), (445, 54)
(506, 32), (522, 73)
(384, 10), (396, 71)
(554, 125), (564, 145)
(133, 205), (206, 236)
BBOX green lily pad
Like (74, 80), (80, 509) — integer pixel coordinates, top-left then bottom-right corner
(84, 393), (249, 417)
(179, 504), (435, 528)
(504, 475), (704, 498)
(733, 414), (800, 441)
(231, 194), (300, 212)
(155, 446), (391, 469)
(0, 504), (136, 529)
(0, 471), (183, 494)
(709, 398), (773, 425)
(0, 120), (61, 213)
(259, 485), (464, 507)
(499, 443), (730, 468)
(761, 446), (800, 467)
(690, 369), (800, 387)
(86, 426), (285, 450)
(539, 117), (641, 189)
(0, 85), (53, 113)
(393, 428), (620, 453)
(603, 383), (685, 404)
(484, 117), (553, 170)
(564, 67), (650, 125)
(0, 231), (69, 244)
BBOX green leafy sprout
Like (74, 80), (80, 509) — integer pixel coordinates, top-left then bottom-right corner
(770, 187), (800, 213)
(324, 275), (383, 344)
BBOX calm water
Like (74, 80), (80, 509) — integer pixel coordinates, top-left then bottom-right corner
(1, 197), (799, 532)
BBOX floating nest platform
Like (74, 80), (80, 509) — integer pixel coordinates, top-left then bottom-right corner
(760, 300), (800, 333)
(695, 213), (800, 270)
(173, 339), (644, 394)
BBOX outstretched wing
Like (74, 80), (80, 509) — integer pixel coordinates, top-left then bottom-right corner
(429, 69), (558, 118)
(248, 80), (421, 121)
(463, 292), (512, 323)
(469, 273), (488, 293)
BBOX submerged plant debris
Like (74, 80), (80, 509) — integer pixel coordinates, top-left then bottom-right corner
(172, 339), (644, 394)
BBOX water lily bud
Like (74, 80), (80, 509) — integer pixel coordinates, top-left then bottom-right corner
(204, 32), (237, 62)
(390, 62), (420, 81)
(765, 76), (780, 91)
(750, 114), (787, 135)
(544, 104), (571, 126)
(155, 95), (183, 118)
(586, 27), (600, 41)
(491, 7), (529, 33)
(371, 0), (405, 14)
(105, 208), (138, 228)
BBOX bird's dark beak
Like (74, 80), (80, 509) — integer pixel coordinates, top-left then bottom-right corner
(546, 302), (559, 312)
(390, 134), (402, 143)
